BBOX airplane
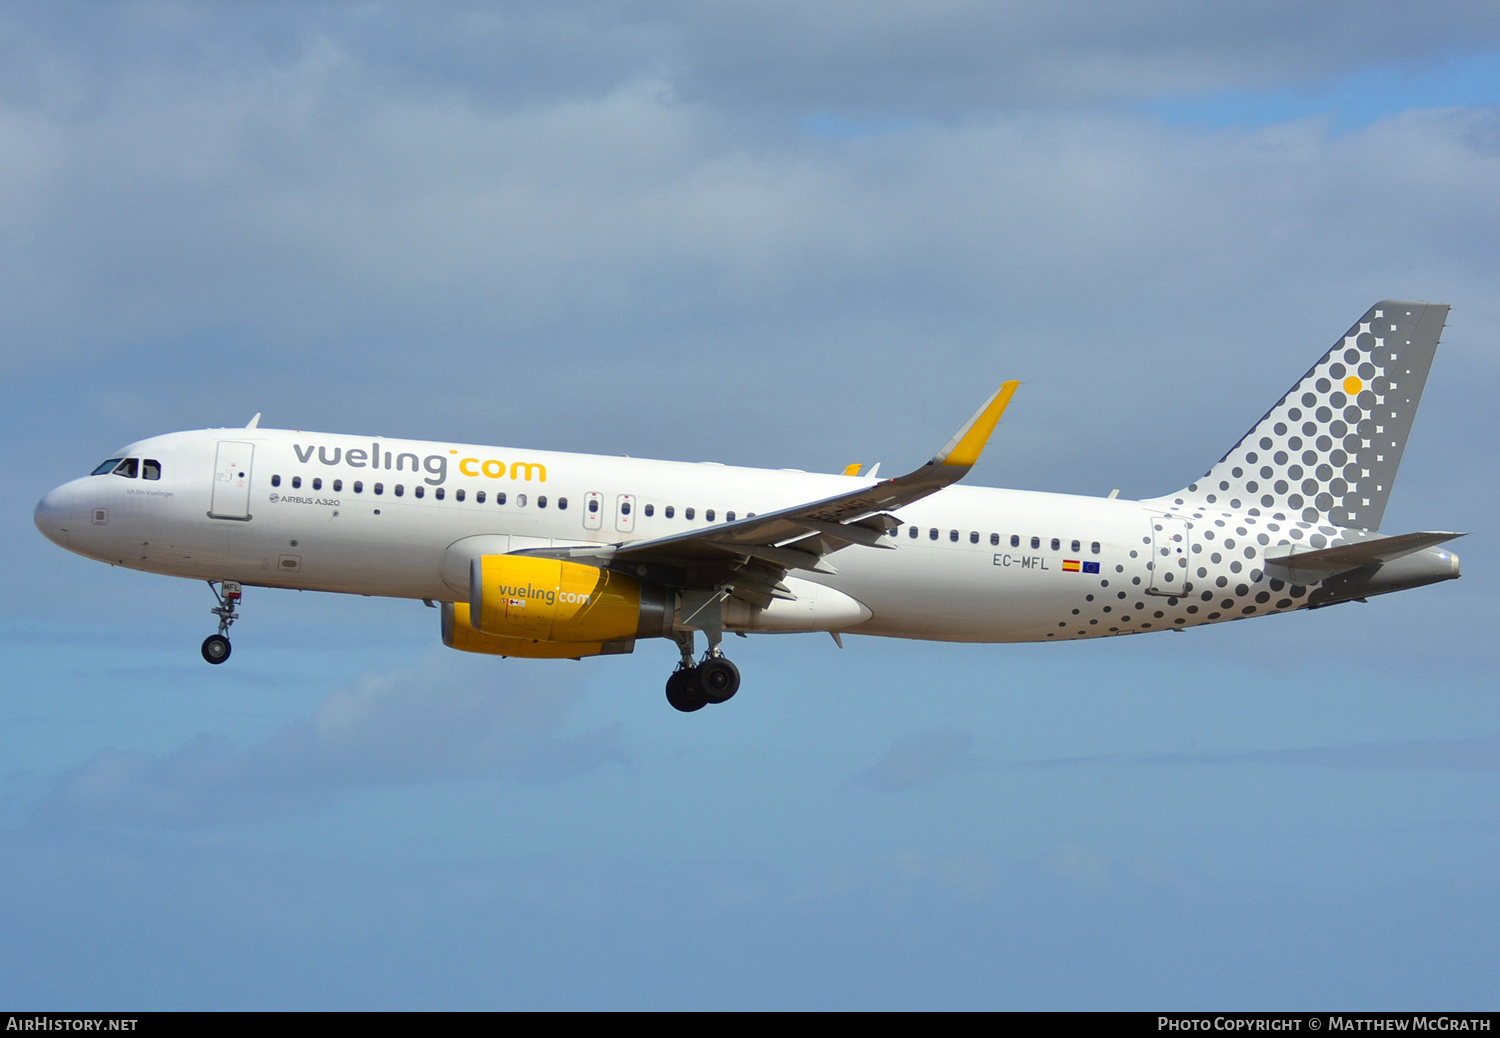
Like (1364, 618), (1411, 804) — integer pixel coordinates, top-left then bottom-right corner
(34, 300), (1462, 712)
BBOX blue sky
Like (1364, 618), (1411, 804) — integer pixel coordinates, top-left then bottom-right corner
(1148, 51), (1500, 131)
(3, 2), (1498, 1009)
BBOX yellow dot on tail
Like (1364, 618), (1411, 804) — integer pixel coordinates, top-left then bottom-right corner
(1343, 375), (1363, 395)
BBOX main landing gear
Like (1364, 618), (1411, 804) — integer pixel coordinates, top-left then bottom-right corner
(201, 580), (242, 665)
(664, 629), (741, 712)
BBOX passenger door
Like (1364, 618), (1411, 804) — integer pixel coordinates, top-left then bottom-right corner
(209, 441), (254, 520)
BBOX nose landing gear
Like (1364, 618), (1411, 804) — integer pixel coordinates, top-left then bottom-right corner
(201, 580), (242, 665)
(201, 633), (231, 664)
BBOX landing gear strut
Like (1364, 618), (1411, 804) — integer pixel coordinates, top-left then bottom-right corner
(663, 627), (742, 712)
(202, 580), (242, 665)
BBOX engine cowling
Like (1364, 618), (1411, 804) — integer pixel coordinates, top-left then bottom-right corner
(469, 554), (673, 644)
(442, 601), (636, 658)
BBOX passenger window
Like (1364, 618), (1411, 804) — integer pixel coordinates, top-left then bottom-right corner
(333, 479), (342, 492)
(496, 493), (506, 505)
(312, 477), (322, 491)
(516, 494), (526, 507)
(454, 489), (464, 501)
(621, 501), (631, 515)
(665, 506), (675, 519)
(1091, 541), (1101, 554)
(949, 530), (959, 542)
(929, 528), (939, 540)
(434, 487), (443, 500)
(414, 486), (424, 499)
(113, 458), (138, 478)
(475, 491), (485, 503)
(685, 507), (695, 520)
(558, 497), (567, 510)
(91, 458), (123, 476)
(990, 533), (999, 546)
(1071, 539), (1080, 552)
(969, 531), (979, 544)
(1010, 535), (1020, 548)
(1051, 538), (1060, 551)
(537, 495), (547, 508)
(726, 511), (736, 521)
(644, 503), (654, 517)
(292, 476), (301, 489)
(705, 509), (714, 522)
(909, 526), (919, 538)
(353, 481), (363, 493)
(1030, 536), (1040, 549)
(394, 485), (404, 497)
(142, 459), (161, 480)
(271, 474), (282, 487)
(589, 498), (600, 513)
(374, 483), (384, 495)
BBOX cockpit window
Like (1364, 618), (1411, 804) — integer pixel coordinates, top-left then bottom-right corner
(112, 458), (139, 478)
(142, 459), (162, 480)
(91, 458), (123, 476)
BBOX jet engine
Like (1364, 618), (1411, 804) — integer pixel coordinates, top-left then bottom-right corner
(465, 554), (673, 648)
(442, 601), (639, 658)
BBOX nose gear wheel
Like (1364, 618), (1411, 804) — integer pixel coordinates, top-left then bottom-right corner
(201, 580), (242, 665)
(201, 634), (231, 664)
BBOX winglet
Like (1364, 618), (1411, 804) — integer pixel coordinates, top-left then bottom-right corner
(245, 413), (262, 429)
(931, 380), (1019, 469)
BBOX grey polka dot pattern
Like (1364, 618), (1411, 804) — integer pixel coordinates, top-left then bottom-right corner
(1042, 512), (1315, 640)
(1034, 301), (1453, 644)
(1172, 301), (1448, 531)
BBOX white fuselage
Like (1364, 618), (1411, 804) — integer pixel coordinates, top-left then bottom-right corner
(36, 426), (1353, 645)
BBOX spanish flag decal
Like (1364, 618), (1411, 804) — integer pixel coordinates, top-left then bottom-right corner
(1063, 559), (1081, 572)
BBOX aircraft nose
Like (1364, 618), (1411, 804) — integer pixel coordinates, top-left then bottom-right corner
(34, 485), (75, 548)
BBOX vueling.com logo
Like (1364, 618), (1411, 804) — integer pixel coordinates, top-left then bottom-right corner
(496, 581), (592, 608)
(291, 442), (546, 487)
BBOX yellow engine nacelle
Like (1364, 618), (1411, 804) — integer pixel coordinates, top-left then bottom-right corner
(441, 601), (635, 658)
(468, 554), (673, 645)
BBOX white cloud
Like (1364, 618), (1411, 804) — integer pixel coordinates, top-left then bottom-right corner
(33, 658), (629, 829)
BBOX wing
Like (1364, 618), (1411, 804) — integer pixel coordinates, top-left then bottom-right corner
(516, 380), (1020, 608)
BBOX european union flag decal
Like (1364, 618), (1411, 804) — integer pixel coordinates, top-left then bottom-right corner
(1082, 561), (1100, 574)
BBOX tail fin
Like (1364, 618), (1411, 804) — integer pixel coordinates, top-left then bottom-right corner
(1170, 300), (1448, 530)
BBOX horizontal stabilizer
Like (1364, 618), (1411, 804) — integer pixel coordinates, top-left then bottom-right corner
(1265, 531), (1464, 578)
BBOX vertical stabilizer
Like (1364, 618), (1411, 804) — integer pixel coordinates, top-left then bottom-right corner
(1170, 301), (1447, 530)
